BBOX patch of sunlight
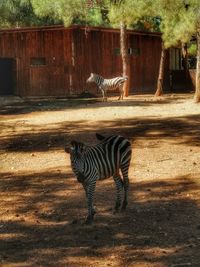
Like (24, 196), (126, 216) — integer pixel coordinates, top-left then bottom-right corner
(1, 263), (29, 267)
(98, 245), (179, 267)
(61, 255), (120, 267)
(147, 130), (165, 136)
(29, 247), (121, 267)
(0, 151), (67, 172)
(114, 232), (130, 239)
(0, 233), (26, 240)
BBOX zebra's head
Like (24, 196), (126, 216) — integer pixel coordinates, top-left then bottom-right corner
(86, 73), (97, 83)
(65, 141), (86, 174)
(65, 140), (86, 156)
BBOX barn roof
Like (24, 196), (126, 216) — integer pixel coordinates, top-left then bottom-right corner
(0, 24), (161, 37)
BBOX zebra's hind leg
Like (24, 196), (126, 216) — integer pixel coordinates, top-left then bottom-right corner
(118, 85), (124, 100)
(104, 90), (108, 102)
(120, 165), (130, 211)
(113, 174), (124, 213)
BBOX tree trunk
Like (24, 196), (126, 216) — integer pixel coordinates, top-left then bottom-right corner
(181, 43), (188, 71)
(181, 43), (190, 91)
(194, 28), (200, 103)
(120, 21), (130, 97)
(155, 42), (166, 97)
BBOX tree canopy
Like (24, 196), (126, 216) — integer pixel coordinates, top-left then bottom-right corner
(31, 0), (107, 26)
(0, 0), (61, 27)
(152, 0), (200, 48)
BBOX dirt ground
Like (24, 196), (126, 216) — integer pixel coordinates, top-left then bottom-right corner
(0, 94), (200, 267)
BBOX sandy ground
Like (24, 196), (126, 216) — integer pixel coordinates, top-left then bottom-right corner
(0, 94), (200, 267)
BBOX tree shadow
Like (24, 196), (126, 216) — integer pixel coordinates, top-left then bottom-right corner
(0, 98), (100, 115)
(0, 170), (200, 266)
(0, 94), (190, 116)
(1, 94), (199, 266)
(1, 113), (200, 152)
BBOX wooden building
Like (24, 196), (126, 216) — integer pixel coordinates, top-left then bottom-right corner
(0, 25), (193, 97)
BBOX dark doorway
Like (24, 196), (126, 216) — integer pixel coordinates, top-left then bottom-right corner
(0, 58), (16, 95)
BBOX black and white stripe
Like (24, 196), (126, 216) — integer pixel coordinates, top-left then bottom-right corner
(65, 133), (132, 224)
(87, 73), (128, 101)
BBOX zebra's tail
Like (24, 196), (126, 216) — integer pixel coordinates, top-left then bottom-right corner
(96, 133), (106, 141)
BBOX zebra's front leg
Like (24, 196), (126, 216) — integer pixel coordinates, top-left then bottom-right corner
(85, 182), (96, 224)
(100, 87), (105, 102)
(83, 183), (96, 218)
(100, 88), (107, 102)
(113, 175), (123, 213)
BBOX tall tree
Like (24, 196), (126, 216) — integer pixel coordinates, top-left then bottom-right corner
(155, 42), (166, 97)
(109, 1), (129, 96)
(109, 0), (153, 96)
(154, 0), (200, 102)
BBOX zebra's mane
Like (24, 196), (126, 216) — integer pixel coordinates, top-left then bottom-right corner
(92, 73), (104, 80)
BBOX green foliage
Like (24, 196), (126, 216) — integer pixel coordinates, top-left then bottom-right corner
(0, 0), (161, 31)
(131, 16), (161, 32)
(0, 0), (108, 28)
(31, 0), (108, 26)
(109, 0), (152, 26)
(0, 0), (61, 28)
(153, 0), (200, 48)
(0, 0), (199, 49)
(31, 0), (84, 25)
(73, 5), (107, 26)
(188, 42), (197, 55)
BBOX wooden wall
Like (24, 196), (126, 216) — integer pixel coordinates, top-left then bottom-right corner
(0, 26), (170, 97)
(71, 28), (123, 95)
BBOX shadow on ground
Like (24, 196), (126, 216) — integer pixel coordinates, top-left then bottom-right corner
(1, 114), (200, 152)
(0, 170), (200, 266)
(1, 95), (200, 266)
(0, 94), (188, 115)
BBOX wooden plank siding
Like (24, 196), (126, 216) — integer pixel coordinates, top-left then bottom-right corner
(0, 25), (170, 97)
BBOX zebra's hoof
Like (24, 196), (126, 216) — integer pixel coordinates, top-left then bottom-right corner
(85, 219), (93, 225)
(121, 203), (128, 212)
(113, 209), (119, 215)
(120, 207), (126, 213)
(113, 206), (120, 214)
(92, 207), (96, 216)
(85, 215), (94, 225)
(113, 202), (121, 214)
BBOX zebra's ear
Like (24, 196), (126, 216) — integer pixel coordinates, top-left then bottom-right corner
(70, 140), (86, 153)
(65, 146), (71, 153)
(64, 141), (77, 153)
(71, 140), (78, 150)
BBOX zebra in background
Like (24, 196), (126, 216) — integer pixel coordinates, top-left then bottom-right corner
(65, 133), (132, 224)
(86, 73), (128, 101)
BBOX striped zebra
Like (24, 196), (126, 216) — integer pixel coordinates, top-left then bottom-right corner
(86, 73), (128, 101)
(65, 133), (132, 224)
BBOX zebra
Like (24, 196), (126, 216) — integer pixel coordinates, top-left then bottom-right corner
(86, 73), (128, 101)
(65, 133), (132, 224)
